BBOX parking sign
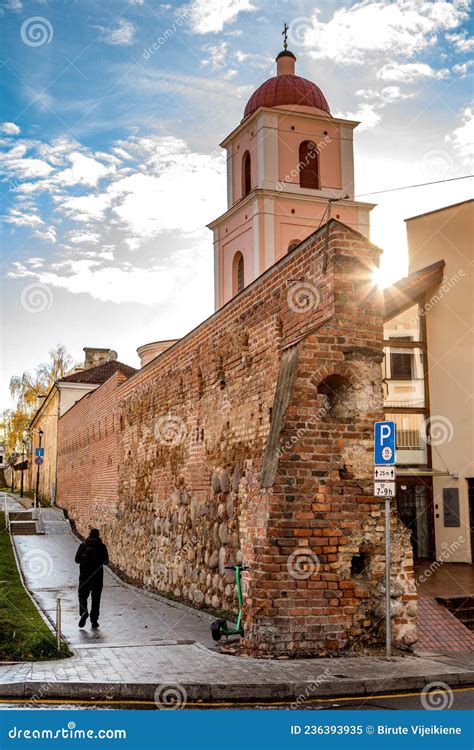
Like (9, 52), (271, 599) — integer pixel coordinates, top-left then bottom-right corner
(374, 421), (396, 465)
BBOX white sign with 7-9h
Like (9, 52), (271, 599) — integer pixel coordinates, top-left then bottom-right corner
(374, 481), (396, 497)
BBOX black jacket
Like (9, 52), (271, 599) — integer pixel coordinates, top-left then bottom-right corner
(75, 537), (109, 580)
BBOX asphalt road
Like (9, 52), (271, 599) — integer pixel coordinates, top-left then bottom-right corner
(0, 687), (472, 710)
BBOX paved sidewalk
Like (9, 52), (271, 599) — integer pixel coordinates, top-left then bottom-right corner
(10, 508), (214, 649)
(415, 597), (474, 654)
(2, 494), (474, 702)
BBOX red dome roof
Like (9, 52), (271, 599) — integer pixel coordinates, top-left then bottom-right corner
(243, 74), (331, 120)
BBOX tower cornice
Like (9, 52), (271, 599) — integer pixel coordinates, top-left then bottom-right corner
(220, 107), (360, 149)
(207, 189), (375, 230)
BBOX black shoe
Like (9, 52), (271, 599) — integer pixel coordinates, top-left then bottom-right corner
(91, 621), (99, 629)
(78, 614), (88, 628)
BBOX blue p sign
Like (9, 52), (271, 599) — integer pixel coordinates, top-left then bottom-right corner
(374, 421), (396, 465)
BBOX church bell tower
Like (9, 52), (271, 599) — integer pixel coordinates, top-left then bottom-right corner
(208, 32), (375, 309)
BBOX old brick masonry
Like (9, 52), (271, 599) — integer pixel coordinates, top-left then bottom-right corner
(57, 220), (417, 655)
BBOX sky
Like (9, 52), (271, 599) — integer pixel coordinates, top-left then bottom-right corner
(1, 0), (473, 409)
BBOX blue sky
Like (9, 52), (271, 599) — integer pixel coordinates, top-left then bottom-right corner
(1, 0), (473, 407)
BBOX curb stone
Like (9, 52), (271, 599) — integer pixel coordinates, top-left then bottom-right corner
(0, 671), (472, 702)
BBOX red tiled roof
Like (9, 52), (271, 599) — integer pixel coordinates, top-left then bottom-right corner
(243, 75), (331, 120)
(59, 360), (137, 385)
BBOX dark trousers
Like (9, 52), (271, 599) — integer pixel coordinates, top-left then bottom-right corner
(78, 575), (103, 623)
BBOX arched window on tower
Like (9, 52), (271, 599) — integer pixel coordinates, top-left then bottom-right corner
(299, 140), (319, 189)
(288, 239), (300, 253)
(232, 252), (245, 295)
(242, 151), (251, 197)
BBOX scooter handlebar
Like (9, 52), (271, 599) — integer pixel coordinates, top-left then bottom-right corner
(225, 565), (249, 570)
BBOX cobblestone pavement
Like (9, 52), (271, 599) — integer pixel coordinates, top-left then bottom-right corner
(2, 494), (474, 701)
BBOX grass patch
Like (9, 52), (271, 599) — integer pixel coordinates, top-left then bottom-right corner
(0, 512), (71, 661)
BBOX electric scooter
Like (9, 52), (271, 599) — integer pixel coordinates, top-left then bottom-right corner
(210, 564), (248, 641)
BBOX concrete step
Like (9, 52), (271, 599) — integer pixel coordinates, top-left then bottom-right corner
(437, 596), (474, 631)
(9, 520), (38, 535)
(9, 511), (34, 522)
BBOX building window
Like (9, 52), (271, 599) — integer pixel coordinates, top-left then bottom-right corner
(232, 252), (245, 295)
(242, 151), (251, 197)
(299, 140), (319, 189)
(385, 412), (428, 466)
(390, 350), (414, 380)
(383, 304), (425, 409)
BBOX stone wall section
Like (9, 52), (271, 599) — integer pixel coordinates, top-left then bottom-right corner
(57, 220), (416, 654)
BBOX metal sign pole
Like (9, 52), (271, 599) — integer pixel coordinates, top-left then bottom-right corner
(385, 495), (391, 658)
(374, 420), (396, 660)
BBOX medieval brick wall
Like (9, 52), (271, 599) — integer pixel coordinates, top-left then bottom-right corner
(56, 220), (416, 655)
(57, 371), (128, 542)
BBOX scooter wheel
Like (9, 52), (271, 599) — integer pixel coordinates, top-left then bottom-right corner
(210, 619), (225, 641)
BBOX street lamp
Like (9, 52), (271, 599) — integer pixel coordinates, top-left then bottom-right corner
(35, 428), (44, 508)
(20, 439), (27, 498)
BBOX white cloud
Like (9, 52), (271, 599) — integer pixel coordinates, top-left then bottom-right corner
(60, 193), (112, 222)
(98, 18), (136, 46)
(201, 41), (237, 78)
(8, 250), (205, 305)
(56, 152), (112, 187)
(4, 208), (44, 228)
(190, 0), (255, 34)
(446, 31), (474, 53)
(334, 103), (382, 130)
(302, 1), (469, 65)
(377, 62), (450, 82)
(446, 106), (474, 168)
(356, 86), (413, 102)
(0, 122), (20, 135)
(107, 140), (224, 236)
(69, 232), (101, 245)
(34, 226), (57, 243)
(201, 41), (228, 70)
(453, 60), (474, 77)
(0, 152), (53, 179)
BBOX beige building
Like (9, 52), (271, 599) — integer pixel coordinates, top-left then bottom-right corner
(28, 349), (136, 504)
(383, 199), (473, 563)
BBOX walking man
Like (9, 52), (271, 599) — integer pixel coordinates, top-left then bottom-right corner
(75, 528), (109, 629)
